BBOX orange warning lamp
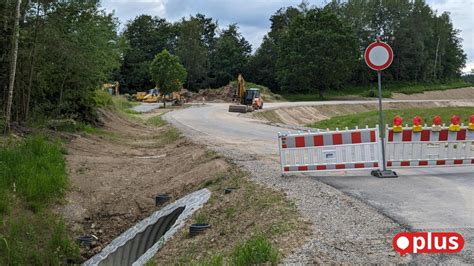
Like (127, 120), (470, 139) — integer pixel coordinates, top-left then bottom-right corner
(469, 115), (474, 130)
(449, 115), (461, 132)
(393, 115), (403, 133)
(412, 116), (422, 132)
(432, 115), (442, 132)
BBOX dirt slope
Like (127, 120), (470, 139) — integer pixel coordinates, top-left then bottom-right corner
(60, 109), (229, 260)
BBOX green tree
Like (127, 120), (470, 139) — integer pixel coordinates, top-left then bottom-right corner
(246, 36), (279, 90)
(175, 15), (216, 91)
(246, 7), (301, 91)
(120, 15), (175, 93)
(150, 50), (187, 108)
(277, 8), (358, 98)
(211, 24), (252, 87)
(0, 1), (120, 124)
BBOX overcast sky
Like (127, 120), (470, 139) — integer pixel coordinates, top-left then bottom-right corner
(102, 0), (473, 72)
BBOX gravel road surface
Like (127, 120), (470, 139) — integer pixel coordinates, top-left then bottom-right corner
(160, 101), (473, 264)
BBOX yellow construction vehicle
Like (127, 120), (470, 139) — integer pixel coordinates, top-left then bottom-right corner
(135, 91), (147, 101)
(228, 74), (263, 113)
(142, 89), (160, 103)
(102, 82), (120, 96)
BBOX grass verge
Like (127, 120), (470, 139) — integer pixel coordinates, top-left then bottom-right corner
(283, 81), (470, 101)
(152, 167), (311, 264)
(0, 135), (68, 208)
(307, 106), (474, 130)
(0, 134), (79, 264)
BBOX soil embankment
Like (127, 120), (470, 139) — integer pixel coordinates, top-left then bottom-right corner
(254, 100), (474, 126)
(60, 108), (309, 263)
(60, 109), (229, 259)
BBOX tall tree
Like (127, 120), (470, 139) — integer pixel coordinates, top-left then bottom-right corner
(150, 49), (187, 108)
(246, 36), (278, 90)
(277, 8), (358, 97)
(4, 0), (21, 134)
(120, 15), (174, 93)
(211, 24), (251, 87)
(246, 6), (301, 91)
(175, 15), (217, 91)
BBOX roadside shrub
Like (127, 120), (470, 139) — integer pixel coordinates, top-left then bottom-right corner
(361, 89), (392, 98)
(93, 89), (113, 107)
(112, 96), (139, 112)
(231, 236), (279, 265)
(0, 135), (68, 208)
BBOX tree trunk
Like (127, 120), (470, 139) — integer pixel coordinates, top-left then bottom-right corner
(4, 0), (21, 134)
(24, 2), (40, 121)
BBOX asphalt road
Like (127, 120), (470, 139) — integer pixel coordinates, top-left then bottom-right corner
(161, 101), (473, 263)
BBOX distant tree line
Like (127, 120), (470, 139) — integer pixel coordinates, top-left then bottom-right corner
(248, 0), (466, 95)
(1, 1), (120, 129)
(117, 14), (251, 93)
(1, 0), (467, 129)
(118, 0), (466, 97)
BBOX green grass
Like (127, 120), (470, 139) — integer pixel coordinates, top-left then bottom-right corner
(283, 81), (470, 101)
(112, 96), (139, 113)
(0, 210), (79, 265)
(308, 107), (474, 130)
(0, 134), (79, 264)
(193, 236), (280, 266)
(231, 236), (279, 265)
(0, 135), (68, 209)
(146, 115), (166, 127)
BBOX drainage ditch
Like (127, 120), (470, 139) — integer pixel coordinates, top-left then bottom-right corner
(84, 188), (211, 266)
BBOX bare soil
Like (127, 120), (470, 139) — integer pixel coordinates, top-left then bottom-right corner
(254, 101), (474, 126)
(59, 108), (309, 263)
(59, 109), (229, 260)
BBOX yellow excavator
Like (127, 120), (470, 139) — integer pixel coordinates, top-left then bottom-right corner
(102, 82), (120, 96)
(228, 74), (263, 113)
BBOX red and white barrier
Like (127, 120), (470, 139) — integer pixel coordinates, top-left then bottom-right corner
(279, 127), (382, 174)
(279, 113), (474, 175)
(386, 127), (474, 168)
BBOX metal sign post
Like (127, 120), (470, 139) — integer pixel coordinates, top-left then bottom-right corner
(365, 38), (397, 178)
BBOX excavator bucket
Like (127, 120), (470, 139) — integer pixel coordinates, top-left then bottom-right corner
(228, 104), (249, 113)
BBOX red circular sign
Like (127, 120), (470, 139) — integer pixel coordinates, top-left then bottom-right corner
(364, 41), (393, 71)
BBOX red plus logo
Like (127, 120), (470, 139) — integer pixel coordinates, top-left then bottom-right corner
(393, 232), (464, 256)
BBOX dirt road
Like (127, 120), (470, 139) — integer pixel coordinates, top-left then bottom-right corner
(164, 101), (474, 264)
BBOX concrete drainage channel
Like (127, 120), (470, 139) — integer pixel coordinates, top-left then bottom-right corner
(84, 189), (211, 266)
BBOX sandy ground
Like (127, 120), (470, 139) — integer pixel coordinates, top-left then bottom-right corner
(59, 109), (229, 260)
(253, 100), (474, 126)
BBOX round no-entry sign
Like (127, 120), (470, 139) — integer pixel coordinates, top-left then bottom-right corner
(364, 40), (393, 71)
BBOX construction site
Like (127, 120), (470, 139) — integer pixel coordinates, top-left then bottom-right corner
(1, 0), (473, 265)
